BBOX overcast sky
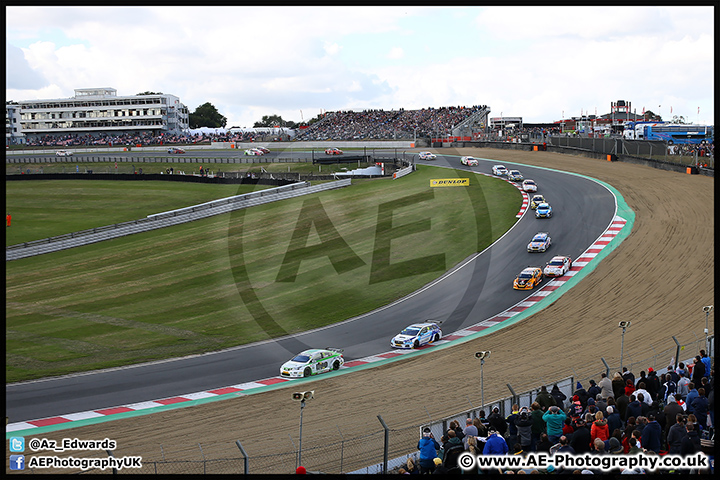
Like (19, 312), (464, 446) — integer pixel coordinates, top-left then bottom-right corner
(5, 6), (715, 128)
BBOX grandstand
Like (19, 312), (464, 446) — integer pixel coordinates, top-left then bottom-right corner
(293, 105), (490, 141)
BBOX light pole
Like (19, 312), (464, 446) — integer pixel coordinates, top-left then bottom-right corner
(475, 351), (491, 408)
(703, 305), (713, 354)
(618, 321), (631, 371)
(292, 390), (314, 469)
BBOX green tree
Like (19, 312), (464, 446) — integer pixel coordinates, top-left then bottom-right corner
(254, 114), (291, 128)
(189, 102), (227, 128)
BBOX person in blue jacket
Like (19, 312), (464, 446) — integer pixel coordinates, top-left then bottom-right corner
(417, 427), (440, 474)
(483, 428), (509, 455)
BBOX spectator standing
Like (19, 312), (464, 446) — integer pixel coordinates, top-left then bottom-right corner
(622, 367), (635, 387)
(572, 382), (590, 409)
(707, 380), (714, 428)
(680, 423), (701, 455)
(590, 411), (610, 445)
(462, 417), (478, 450)
(542, 405), (566, 445)
(530, 402), (545, 452)
(615, 390), (630, 422)
(611, 372), (625, 400)
(676, 362), (689, 379)
(448, 420), (464, 441)
(605, 406), (622, 435)
(661, 373), (677, 402)
(666, 413), (687, 454)
(666, 365), (680, 384)
(625, 395), (643, 422)
(700, 350), (712, 377)
(663, 395), (684, 437)
(598, 373), (613, 400)
(439, 429), (463, 462)
(568, 416), (592, 454)
(535, 386), (556, 411)
(634, 383), (652, 406)
(692, 356), (706, 388)
(635, 371), (648, 389)
(641, 414), (662, 454)
(505, 404), (520, 449)
(691, 387), (708, 431)
(685, 383), (699, 414)
(645, 368), (660, 402)
(550, 384), (567, 410)
(677, 371), (691, 399)
(514, 407), (533, 453)
(535, 433), (552, 453)
(483, 428), (509, 455)
(417, 428), (440, 474)
(587, 379), (601, 400)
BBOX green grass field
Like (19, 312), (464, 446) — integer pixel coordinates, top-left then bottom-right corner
(5, 165), (521, 382)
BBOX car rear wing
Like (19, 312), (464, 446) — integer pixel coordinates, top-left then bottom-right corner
(326, 347), (344, 353)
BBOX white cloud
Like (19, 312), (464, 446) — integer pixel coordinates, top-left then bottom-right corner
(5, 6), (714, 126)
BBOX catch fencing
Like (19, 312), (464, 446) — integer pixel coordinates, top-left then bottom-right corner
(14, 335), (711, 474)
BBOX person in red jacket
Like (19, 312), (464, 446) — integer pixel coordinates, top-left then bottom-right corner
(590, 411), (610, 444)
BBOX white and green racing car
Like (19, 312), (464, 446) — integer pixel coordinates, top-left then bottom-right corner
(280, 348), (344, 378)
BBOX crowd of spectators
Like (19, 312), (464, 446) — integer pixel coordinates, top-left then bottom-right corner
(22, 130), (268, 148)
(408, 350), (713, 475)
(293, 105), (488, 141)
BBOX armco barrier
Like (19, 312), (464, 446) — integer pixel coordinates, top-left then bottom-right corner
(6, 179), (352, 261)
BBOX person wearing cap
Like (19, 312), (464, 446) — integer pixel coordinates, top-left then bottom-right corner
(514, 407), (533, 453)
(417, 427), (440, 474)
(550, 384), (566, 410)
(483, 427), (509, 455)
(542, 405), (567, 445)
(535, 385), (556, 412)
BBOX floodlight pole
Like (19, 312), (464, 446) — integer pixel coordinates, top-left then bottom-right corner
(619, 322), (631, 371)
(297, 399), (306, 468)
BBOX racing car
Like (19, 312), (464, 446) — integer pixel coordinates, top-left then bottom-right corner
(460, 156), (479, 166)
(492, 165), (508, 176)
(522, 179), (538, 192)
(325, 147), (343, 155)
(244, 148), (264, 156)
(507, 170), (524, 182)
(255, 146), (270, 154)
(391, 322), (442, 349)
(513, 267), (543, 290)
(167, 147), (186, 154)
(543, 256), (572, 277)
(535, 202), (552, 218)
(418, 151), (437, 160)
(529, 194), (546, 210)
(55, 150), (73, 157)
(527, 232), (552, 252)
(280, 348), (344, 378)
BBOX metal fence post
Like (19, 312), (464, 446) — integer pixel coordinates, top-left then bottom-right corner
(235, 440), (249, 475)
(105, 449), (117, 475)
(377, 415), (389, 475)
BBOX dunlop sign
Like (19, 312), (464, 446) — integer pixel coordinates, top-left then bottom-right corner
(430, 178), (470, 187)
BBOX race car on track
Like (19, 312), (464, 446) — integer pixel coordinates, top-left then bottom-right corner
(535, 202), (553, 218)
(325, 147), (343, 155)
(418, 151), (437, 160)
(244, 148), (264, 156)
(460, 156), (479, 166)
(167, 147), (186, 154)
(522, 179), (538, 192)
(55, 150), (73, 157)
(492, 165), (508, 176)
(530, 194), (546, 210)
(507, 170), (524, 182)
(255, 146), (270, 154)
(513, 267), (543, 290)
(527, 232), (552, 252)
(543, 256), (572, 277)
(280, 348), (344, 378)
(391, 322), (442, 349)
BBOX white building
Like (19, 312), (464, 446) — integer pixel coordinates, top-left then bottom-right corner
(9, 87), (189, 142)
